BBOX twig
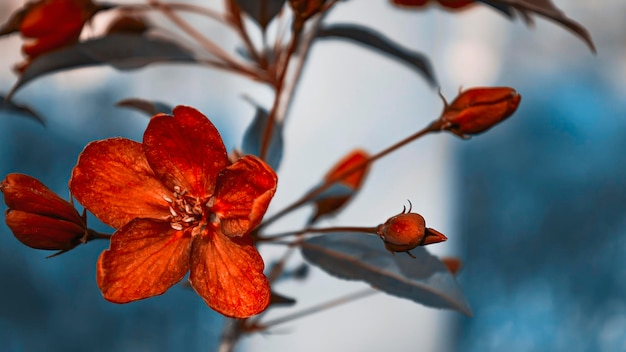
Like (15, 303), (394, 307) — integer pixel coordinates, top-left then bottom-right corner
(259, 120), (444, 229)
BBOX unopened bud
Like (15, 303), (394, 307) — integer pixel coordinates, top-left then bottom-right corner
(289, 0), (327, 21)
(1, 173), (86, 252)
(391, 0), (474, 10)
(440, 87), (521, 138)
(377, 210), (447, 255)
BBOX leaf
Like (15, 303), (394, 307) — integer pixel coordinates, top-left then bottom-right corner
(242, 103), (284, 171)
(477, 0), (596, 53)
(0, 94), (44, 125)
(309, 149), (370, 224)
(8, 33), (197, 100)
(116, 98), (173, 116)
(269, 291), (297, 307)
(316, 24), (437, 87)
(266, 260), (310, 283)
(301, 233), (471, 315)
(233, 0), (287, 28)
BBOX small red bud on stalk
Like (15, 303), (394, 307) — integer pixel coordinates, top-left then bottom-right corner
(289, 0), (328, 21)
(441, 257), (462, 275)
(376, 203), (447, 257)
(8, 0), (101, 73)
(391, 0), (475, 10)
(105, 15), (149, 35)
(439, 87), (521, 138)
(0, 173), (98, 256)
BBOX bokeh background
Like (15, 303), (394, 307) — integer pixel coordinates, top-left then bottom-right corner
(1, 1), (625, 351)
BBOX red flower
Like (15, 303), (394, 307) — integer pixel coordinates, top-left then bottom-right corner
(1, 173), (86, 252)
(391, 0), (475, 10)
(439, 87), (521, 137)
(69, 106), (278, 318)
(8, 0), (98, 72)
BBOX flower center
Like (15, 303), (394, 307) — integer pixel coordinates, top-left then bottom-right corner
(164, 186), (205, 231)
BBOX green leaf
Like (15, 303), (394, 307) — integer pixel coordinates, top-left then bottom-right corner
(301, 233), (471, 315)
(316, 24), (437, 87)
(8, 34), (196, 100)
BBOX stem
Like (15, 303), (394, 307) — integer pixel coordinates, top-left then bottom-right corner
(257, 226), (379, 242)
(248, 289), (378, 332)
(259, 20), (304, 161)
(259, 120), (444, 229)
(148, 0), (259, 79)
(217, 319), (244, 352)
(196, 59), (269, 83)
(89, 230), (112, 240)
(266, 246), (298, 283)
(226, 2), (263, 66)
(121, 2), (229, 26)
(259, 10), (330, 161)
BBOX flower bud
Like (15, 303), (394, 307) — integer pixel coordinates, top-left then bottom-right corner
(7, 0), (99, 72)
(436, 0), (474, 9)
(440, 87), (521, 138)
(441, 257), (462, 275)
(377, 211), (447, 255)
(289, 0), (327, 21)
(1, 173), (86, 252)
(391, 0), (474, 10)
(105, 15), (149, 35)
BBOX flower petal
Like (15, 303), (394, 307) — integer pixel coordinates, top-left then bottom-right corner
(69, 138), (173, 229)
(212, 155), (277, 237)
(22, 30), (80, 57)
(20, 0), (85, 38)
(6, 209), (84, 250)
(143, 106), (229, 198)
(1, 173), (82, 224)
(189, 230), (270, 318)
(97, 219), (191, 303)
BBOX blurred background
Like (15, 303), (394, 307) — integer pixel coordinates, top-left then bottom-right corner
(0, 1), (625, 351)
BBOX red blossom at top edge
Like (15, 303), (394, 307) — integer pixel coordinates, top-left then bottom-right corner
(69, 106), (278, 318)
(391, 0), (475, 10)
(10, 0), (98, 72)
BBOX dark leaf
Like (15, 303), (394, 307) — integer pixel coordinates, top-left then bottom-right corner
(311, 183), (354, 200)
(242, 103), (284, 170)
(316, 24), (437, 87)
(0, 94), (44, 125)
(234, 0), (287, 28)
(116, 98), (173, 116)
(269, 291), (297, 307)
(266, 260), (310, 283)
(8, 34), (197, 100)
(477, 0), (595, 53)
(301, 233), (471, 315)
(475, 0), (513, 16)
